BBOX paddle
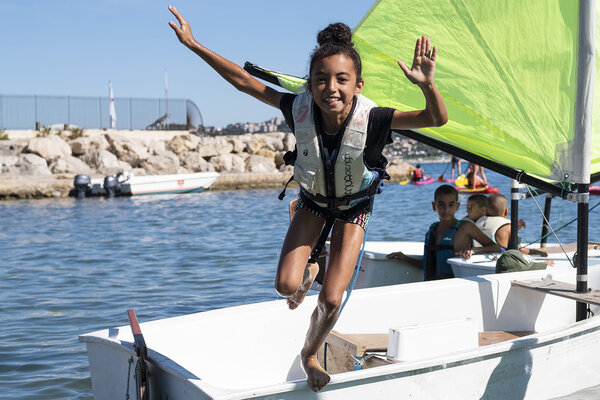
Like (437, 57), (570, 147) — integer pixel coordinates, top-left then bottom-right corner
(437, 163), (451, 182)
(400, 179), (410, 185)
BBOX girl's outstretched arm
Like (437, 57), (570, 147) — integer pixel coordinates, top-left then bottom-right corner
(168, 6), (284, 109)
(391, 36), (448, 130)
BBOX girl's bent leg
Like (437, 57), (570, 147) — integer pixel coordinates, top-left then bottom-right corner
(301, 220), (365, 391)
(275, 207), (324, 298)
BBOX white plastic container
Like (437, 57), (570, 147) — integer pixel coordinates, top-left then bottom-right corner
(387, 318), (478, 362)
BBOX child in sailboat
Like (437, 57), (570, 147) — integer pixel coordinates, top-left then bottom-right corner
(387, 185), (500, 280)
(464, 193), (488, 223)
(474, 194), (551, 259)
(169, 6), (447, 391)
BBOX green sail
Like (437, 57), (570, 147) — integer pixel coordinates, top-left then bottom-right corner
(353, 0), (597, 182)
(249, 0), (598, 183)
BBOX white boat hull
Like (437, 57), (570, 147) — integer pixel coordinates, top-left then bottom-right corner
(89, 172), (219, 196)
(323, 241), (424, 290)
(80, 262), (600, 399)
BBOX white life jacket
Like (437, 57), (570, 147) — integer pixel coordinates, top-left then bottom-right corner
(474, 216), (510, 247)
(292, 92), (377, 209)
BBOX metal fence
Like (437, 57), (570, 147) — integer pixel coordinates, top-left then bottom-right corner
(0, 94), (204, 131)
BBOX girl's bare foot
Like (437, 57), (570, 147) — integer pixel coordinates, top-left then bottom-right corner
(302, 354), (330, 392)
(287, 263), (319, 310)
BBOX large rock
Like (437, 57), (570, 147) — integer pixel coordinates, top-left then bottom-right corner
(82, 149), (121, 171)
(105, 134), (150, 167)
(386, 159), (414, 180)
(16, 153), (52, 175)
(274, 151), (286, 169)
(0, 155), (18, 173)
(197, 137), (233, 158)
(258, 134), (285, 152)
(228, 136), (245, 153)
(209, 153), (245, 173)
(283, 133), (296, 152)
(25, 135), (72, 162)
(141, 150), (180, 174)
(167, 134), (199, 156)
(69, 136), (109, 156)
(50, 155), (95, 175)
(245, 154), (277, 173)
(255, 149), (277, 160)
(180, 151), (215, 172)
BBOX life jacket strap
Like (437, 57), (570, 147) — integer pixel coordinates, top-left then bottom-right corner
(300, 174), (382, 210)
(308, 215), (336, 264)
(278, 175), (295, 200)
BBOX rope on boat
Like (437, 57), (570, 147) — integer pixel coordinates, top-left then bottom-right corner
(339, 219), (370, 315)
(524, 184), (574, 266)
(520, 191), (600, 264)
(522, 186), (600, 267)
(126, 356), (134, 400)
(324, 218), (370, 372)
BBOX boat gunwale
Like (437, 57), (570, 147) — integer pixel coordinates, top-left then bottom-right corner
(79, 284), (600, 399)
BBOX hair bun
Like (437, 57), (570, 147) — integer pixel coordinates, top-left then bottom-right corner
(317, 23), (353, 47)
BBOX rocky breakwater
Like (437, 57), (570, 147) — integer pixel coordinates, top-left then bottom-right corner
(0, 129), (413, 200)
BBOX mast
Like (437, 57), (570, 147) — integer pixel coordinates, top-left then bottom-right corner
(509, 180), (523, 250)
(540, 195), (553, 248)
(574, 0), (595, 321)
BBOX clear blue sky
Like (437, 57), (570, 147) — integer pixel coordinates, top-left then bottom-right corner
(0, 1), (376, 128)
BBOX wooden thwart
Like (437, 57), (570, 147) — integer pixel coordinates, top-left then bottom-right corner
(320, 329), (535, 374)
(326, 331), (388, 357)
(512, 279), (600, 305)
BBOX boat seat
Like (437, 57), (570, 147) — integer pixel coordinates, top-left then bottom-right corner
(318, 330), (391, 374)
(319, 329), (537, 373)
(512, 278), (600, 306)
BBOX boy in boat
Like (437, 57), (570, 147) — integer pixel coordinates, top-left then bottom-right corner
(387, 185), (500, 280)
(411, 164), (428, 182)
(464, 193), (487, 223)
(475, 194), (550, 258)
(169, 7), (447, 391)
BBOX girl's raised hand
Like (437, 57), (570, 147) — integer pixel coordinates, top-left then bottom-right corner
(168, 6), (195, 48)
(397, 36), (437, 87)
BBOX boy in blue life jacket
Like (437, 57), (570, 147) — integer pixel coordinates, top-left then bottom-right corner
(387, 184), (501, 280)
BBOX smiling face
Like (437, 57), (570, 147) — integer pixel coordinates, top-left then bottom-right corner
(309, 53), (364, 123)
(432, 192), (460, 223)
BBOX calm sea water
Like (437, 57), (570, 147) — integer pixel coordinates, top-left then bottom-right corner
(1, 162), (598, 399)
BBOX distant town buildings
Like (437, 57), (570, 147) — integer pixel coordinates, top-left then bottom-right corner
(200, 117), (289, 135)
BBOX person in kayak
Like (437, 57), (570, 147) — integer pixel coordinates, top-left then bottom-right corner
(411, 164), (428, 182)
(466, 163), (488, 189)
(169, 6), (447, 391)
(387, 185), (500, 280)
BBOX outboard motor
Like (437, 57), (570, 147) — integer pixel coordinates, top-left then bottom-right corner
(73, 174), (91, 199)
(103, 175), (120, 197)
